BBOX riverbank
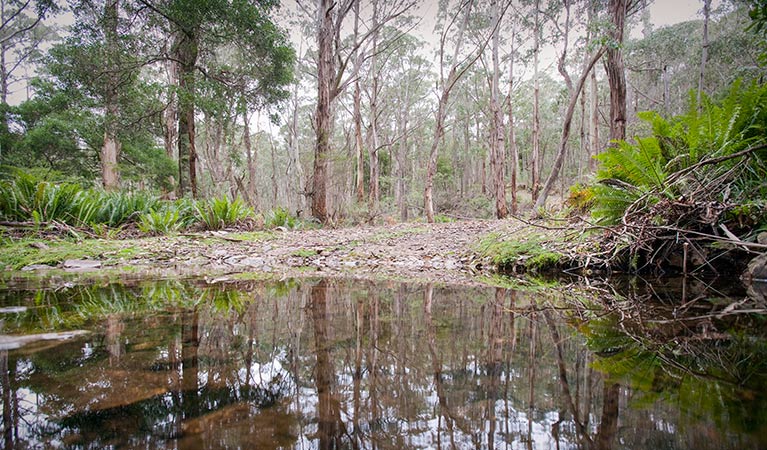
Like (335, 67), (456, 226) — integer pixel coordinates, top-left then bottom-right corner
(0, 216), (758, 287)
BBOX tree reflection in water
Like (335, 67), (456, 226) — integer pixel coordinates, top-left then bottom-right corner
(0, 277), (764, 449)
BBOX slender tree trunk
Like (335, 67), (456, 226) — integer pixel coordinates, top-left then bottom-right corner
(242, 106), (258, 209)
(395, 78), (411, 221)
(352, 2), (365, 203)
(287, 70), (304, 214)
(489, 0), (507, 219)
(174, 28), (199, 198)
(100, 0), (120, 191)
(531, 0), (541, 202)
(697, 0), (711, 108)
(163, 59), (178, 160)
(589, 69), (599, 170)
(533, 48), (606, 212)
(508, 31), (518, 214)
(424, 0), (472, 223)
(605, 0), (628, 143)
(353, 81), (365, 202)
(0, 0), (7, 107)
(368, 3), (381, 213)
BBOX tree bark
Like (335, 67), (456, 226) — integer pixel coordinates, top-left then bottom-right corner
(174, 28), (199, 198)
(163, 58), (178, 160)
(533, 48), (606, 212)
(368, 2), (381, 213)
(508, 29), (518, 214)
(697, 0), (711, 108)
(100, 0), (121, 191)
(352, 2), (365, 203)
(605, 0), (628, 143)
(242, 106), (258, 209)
(489, 0), (507, 219)
(311, 0), (335, 223)
(531, 0), (541, 202)
(287, 67), (304, 214)
(590, 69), (599, 171)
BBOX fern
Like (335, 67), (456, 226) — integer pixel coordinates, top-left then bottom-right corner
(591, 80), (767, 225)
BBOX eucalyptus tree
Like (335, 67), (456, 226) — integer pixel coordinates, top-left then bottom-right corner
(302, 0), (416, 223)
(0, 0), (58, 165)
(37, 0), (164, 190)
(0, 0), (58, 105)
(138, 0), (293, 199)
(423, 0), (509, 223)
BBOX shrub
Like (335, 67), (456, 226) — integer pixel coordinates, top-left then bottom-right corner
(264, 207), (297, 229)
(591, 81), (767, 225)
(138, 209), (183, 235)
(195, 197), (252, 230)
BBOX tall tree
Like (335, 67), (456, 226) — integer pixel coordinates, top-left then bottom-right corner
(488, 0), (507, 218)
(307, 0), (414, 223)
(605, 0), (637, 142)
(139, 0), (293, 199)
(698, 0), (712, 107)
(424, 0), (502, 223)
(100, 0), (120, 190)
(530, 0), (541, 202)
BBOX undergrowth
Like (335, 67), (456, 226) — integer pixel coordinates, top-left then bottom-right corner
(477, 233), (563, 273)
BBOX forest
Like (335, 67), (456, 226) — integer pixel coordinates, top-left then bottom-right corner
(0, 0), (765, 262)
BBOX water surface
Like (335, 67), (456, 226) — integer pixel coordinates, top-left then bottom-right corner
(0, 276), (765, 449)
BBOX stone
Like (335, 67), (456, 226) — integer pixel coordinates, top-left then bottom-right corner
(745, 253), (767, 282)
(62, 259), (102, 270)
(21, 264), (55, 271)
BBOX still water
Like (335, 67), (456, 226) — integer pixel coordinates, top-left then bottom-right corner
(0, 276), (765, 449)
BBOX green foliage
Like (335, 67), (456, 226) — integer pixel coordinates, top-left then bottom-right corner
(591, 81), (767, 225)
(0, 173), (160, 228)
(566, 183), (596, 213)
(0, 237), (136, 270)
(138, 209), (183, 235)
(264, 207), (297, 229)
(433, 214), (455, 223)
(195, 197), (252, 230)
(477, 233), (563, 273)
(0, 172), (82, 223)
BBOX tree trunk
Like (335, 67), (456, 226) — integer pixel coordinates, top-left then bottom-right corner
(508, 30), (518, 214)
(100, 0), (120, 191)
(533, 48), (606, 212)
(311, 0), (335, 223)
(368, 3), (381, 213)
(589, 69), (599, 171)
(605, 0), (628, 143)
(163, 58), (178, 160)
(352, 2), (365, 203)
(242, 106), (258, 209)
(531, 0), (541, 202)
(489, 0), (507, 219)
(424, 0), (472, 223)
(287, 70), (304, 214)
(395, 77), (411, 221)
(174, 28), (199, 198)
(697, 0), (711, 108)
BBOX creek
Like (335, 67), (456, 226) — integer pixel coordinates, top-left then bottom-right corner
(0, 275), (765, 449)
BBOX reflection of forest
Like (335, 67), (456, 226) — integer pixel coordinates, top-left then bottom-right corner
(0, 278), (765, 449)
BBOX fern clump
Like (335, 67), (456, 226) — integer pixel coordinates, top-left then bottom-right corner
(195, 197), (252, 230)
(588, 80), (767, 273)
(592, 81), (767, 227)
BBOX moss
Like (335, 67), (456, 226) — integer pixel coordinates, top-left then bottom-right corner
(291, 248), (318, 258)
(477, 232), (564, 273)
(0, 237), (138, 270)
